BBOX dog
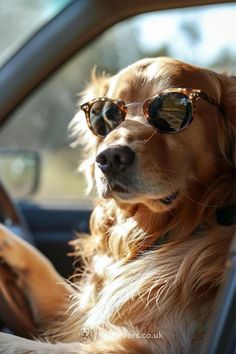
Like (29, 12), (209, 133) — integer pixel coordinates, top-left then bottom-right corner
(0, 57), (235, 353)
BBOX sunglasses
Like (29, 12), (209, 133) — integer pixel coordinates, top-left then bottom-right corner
(80, 88), (219, 137)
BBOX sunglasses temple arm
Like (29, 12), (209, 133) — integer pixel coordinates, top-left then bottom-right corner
(199, 92), (219, 108)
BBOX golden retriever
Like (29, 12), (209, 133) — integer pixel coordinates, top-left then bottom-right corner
(0, 57), (235, 354)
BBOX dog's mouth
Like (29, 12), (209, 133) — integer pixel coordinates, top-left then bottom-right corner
(110, 184), (129, 193)
(106, 182), (179, 206)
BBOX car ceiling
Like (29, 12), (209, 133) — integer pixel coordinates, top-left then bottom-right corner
(0, 0), (233, 125)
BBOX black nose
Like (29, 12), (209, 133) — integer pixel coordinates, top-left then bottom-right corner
(96, 145), (135, 174)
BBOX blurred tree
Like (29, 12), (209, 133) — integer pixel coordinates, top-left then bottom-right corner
(210, 48), (236, 73)
(180, 21), (201, 45)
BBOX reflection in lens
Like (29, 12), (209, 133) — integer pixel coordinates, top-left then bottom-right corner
(148, 93), (192, 132)
(90, 100), (123, 136)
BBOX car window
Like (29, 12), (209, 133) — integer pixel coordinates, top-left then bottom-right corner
(0, 0), (72, 66)
(0, 3), (235, 202)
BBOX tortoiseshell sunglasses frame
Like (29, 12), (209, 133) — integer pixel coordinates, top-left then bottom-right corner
(80, 88), (219, 137)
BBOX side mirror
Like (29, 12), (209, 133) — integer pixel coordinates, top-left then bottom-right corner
(0, 150), (40, 198)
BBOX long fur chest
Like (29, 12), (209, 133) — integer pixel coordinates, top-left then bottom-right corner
(66, 224), (233, 353)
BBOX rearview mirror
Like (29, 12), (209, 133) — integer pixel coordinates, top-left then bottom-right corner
(0, 150), (40, 198)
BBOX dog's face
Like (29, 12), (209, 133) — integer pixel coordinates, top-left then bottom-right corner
(72, 57), (233, 213)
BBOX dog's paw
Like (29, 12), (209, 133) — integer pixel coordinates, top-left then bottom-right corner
(0, 223), (13, 254)
(0, 223), (30, 272)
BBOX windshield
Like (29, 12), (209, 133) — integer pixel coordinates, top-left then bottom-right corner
(0, 0), (72, 66)
(0, 2), (235, 201)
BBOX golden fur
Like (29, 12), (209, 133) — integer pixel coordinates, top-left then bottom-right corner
(0, 57), (235, 353)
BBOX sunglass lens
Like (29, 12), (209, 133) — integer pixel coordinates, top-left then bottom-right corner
(148, 93), (192, 132)
(90, 100), (124, 136)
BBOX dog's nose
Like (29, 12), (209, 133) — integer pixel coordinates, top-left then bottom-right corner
(96, 145), (135, 174)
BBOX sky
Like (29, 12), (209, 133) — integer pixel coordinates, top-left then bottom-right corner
(136, 4), (236, 67)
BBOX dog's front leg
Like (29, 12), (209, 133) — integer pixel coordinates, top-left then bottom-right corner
(0, 224), (73, 331)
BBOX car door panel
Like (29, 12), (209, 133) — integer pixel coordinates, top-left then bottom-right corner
(18, 201), (91, 278)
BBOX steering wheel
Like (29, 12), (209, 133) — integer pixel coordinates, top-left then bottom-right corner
(0, 180), (37, 337)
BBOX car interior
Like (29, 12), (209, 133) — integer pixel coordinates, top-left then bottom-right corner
(0, 1), (235, 353)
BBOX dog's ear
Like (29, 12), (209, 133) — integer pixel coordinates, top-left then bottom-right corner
(69, 70), (110, 193)
(217, 74), (236, 164)
(218, 74), (236, 131)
